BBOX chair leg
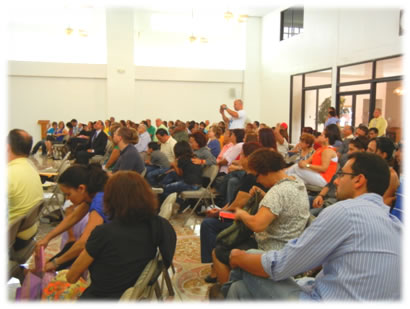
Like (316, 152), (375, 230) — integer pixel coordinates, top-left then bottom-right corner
(183, 197), (203, 225)
(162, 267), (175, 296)
(154, 281), (162, 300)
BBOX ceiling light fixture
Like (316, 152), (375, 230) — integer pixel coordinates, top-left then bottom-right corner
(393, 87), (404, 96)
(224, 11), (234, 21)
(237, 14), (249, 23)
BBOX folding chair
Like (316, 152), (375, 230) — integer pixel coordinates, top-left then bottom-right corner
(9, 200), (46, 281)
(180, 164), (219, 225)
(157, 193), (177, 296)
(41, 158), (71, 220)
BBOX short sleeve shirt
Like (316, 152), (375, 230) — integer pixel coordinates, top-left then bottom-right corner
(89, 192), (109, 223)
(255, 176), (310, 251)
(178, 157), (202, 185)
(229, 110), (246, 129)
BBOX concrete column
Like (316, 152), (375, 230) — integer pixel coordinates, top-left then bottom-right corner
(242, 17), (262, 123)
(106, 8), (135, 120)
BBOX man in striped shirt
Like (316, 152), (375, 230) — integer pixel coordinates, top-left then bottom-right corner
(224, 152), (401, 300)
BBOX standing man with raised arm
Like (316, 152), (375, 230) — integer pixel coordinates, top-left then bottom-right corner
(220, 99), (246, 129)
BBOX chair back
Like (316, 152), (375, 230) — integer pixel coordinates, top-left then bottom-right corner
(8, 215), (25, 249)
(158, 193), (177, 220)
(140, 168), (147, 178)
(19, 199), (46, 232)
(202, 165), (219, 188)
(120, 251), (162, 300)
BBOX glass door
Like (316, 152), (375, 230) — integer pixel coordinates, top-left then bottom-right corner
(338, 91), (371, 128)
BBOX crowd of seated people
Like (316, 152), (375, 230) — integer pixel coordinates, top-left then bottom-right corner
(9, 107), (403, 301)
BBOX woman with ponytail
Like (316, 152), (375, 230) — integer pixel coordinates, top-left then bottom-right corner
(35, 163), (109, 271)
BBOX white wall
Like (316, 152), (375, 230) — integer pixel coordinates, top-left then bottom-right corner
(8, 61), (243, 142)
(260, 7), (403, 135)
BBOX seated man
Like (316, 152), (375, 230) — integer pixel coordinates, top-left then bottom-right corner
(135, 123), (151, 157)
(224, 152), (401, 301)
(310, 136), (368, 216)
(8, 129), (43, 250)
(76, 120), (107, 165)
(110, 127), (145, 174)
(145, 142), (171, 186)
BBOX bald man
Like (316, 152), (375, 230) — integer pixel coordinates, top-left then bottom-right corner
(220, 99), (247, 129)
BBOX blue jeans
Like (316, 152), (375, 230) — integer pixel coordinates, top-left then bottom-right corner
(160, 181), (200, 203)
(224, 267), (302, 300)
(200, 217), (233, 263)
(146, 166), (170, 186)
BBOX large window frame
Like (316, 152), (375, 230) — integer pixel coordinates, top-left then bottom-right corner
(289, 68), (332, 143)
(336, 54), (403, 126)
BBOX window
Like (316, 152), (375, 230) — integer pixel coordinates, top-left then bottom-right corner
(280, 7), (304, 41)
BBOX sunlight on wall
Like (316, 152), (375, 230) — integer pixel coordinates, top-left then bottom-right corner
(7, 7), (107, 64)
(134, 12), (247, 70)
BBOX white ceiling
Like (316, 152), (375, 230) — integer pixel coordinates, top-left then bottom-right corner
(7, 0), (282, 17)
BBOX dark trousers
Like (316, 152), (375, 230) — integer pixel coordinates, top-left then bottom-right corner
(49, 241), (76, 271)
(200, 217), (233, 263)
(31, 140), (47, 155)
(76, 150), (95, 165)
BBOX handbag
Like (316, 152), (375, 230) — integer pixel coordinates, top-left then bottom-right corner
(16, 246), (56, 300)
(216, 191), (262, 249)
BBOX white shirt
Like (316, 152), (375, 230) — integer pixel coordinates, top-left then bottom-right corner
(160, 136), (177, 163)
(229, 109), (246, 129)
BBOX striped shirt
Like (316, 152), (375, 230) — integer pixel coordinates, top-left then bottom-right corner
(261, 193), (402, 300)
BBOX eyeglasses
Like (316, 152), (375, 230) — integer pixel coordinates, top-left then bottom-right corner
(335, 171), (359, 178)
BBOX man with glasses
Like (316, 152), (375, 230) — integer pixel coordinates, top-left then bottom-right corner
(222, 152), (401, 301)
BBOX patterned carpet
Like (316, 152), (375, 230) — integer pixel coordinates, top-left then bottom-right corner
(17, 154), (216, 301)
(27, 209), (213, 301)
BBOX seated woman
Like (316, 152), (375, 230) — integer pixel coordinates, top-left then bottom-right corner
(45, 121), (68, 156)
(200, 141), (264, 283)
(286, 125), (339, 187)
(286, 133), (315, 165)
(36, 164), (109, 271)
(159, 140), (203, 203)
(207, 125), (222, 158)
(258, 128), (277, 151)
(66, 171), (177, 299)
(212, 149), (310, 283)
(190, 131), (217, 166)
(273, 123), (289, 158)
(102, 122), (121, 170)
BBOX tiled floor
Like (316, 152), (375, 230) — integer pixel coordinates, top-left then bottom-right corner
(18, 153), (215, 301)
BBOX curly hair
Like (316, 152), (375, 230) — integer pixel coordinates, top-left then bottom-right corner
(247, 148), (286, 174)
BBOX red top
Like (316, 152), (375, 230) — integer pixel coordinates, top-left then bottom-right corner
(311, 146), (337, 183)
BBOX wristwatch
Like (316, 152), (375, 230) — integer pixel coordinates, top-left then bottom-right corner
(306, 164), (311, 168)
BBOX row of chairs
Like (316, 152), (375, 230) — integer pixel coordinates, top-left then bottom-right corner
(8, 199), (46, 282)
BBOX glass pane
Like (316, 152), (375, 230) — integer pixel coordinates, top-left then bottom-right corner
(376, 56), (403, 78)
(376, 80), (403, 140)
(293, 7), (304, 28)
(355, 94), (371, 126)
(304, 90), (317, 130)
(339, 83), (371, 92)
(317, 88), (332, 133)
(339, 95), (353, 127)
(305, 69), (332, 87)
(339, 62), (373, 83)
(291, 75), (303, 143)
